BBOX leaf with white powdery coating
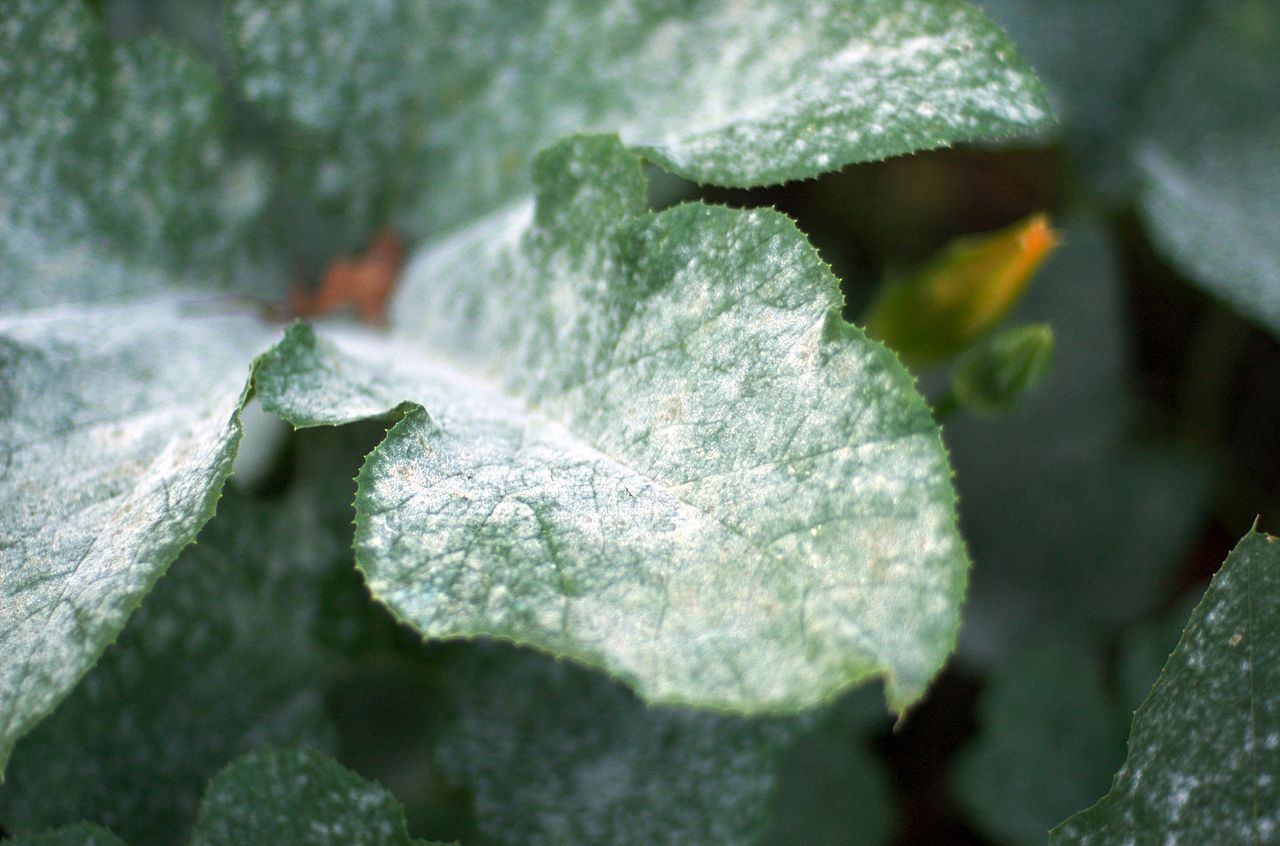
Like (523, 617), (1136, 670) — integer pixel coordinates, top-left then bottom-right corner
(0, 300), (278, 774)
(0, 0), (291, 777)
(256, 134), (969, 713)
(1051, 531), (1280, 844)
(190, 748), (441, 846)
(226, 0), (1050, 237)
(0, 0), (274, 309)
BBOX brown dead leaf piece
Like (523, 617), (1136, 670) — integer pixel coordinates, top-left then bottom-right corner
(290, 228), (405, 325)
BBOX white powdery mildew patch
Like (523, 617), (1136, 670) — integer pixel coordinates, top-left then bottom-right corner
(1052, 533), (1280, 844)
(0, 298), (275, 764)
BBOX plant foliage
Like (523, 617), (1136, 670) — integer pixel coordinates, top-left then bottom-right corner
(1, 0), (1276, 842)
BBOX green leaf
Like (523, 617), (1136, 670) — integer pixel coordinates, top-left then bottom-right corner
(758, 689), (894, 846)
(1, 0), (1012, 763)
(1133, 0), (1280, 339)
(1051, 531), (1280, 844)
(190, 748), (438, 846)
(1115, 592), (1203, 714)
(954, 649), (1127, 846)
(256, 135), (970, 713)
(977, 0), (1199, 192)
(0, 299), (278, 772)
(5, 824), (129, 846)
(0, 0), (274, 308)
(0, 4), (292, 772)
(7, 748), (442, 846)
(226, 0), (1050, 238)
(0, 489), (342, 844)
(944, 220), (1210, 665)
(428, 643), (796, 846)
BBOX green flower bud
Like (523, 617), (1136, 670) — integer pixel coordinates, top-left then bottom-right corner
(951, 323), (1054, 415)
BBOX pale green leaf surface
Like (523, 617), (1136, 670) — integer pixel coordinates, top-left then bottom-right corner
(0, 490), (341, 845)
(227, 0), (1050, 238)
(429, 643), (795, 846)
(1134, 0), (1280, 338)
(0, 298), (281, 772)
(954, 649), (1127, 846)
(944, 220), (1209, 666)
(5, 824), (129, 846)
(1051, 531), (1280, 845)
(0, 0), (274, 309)
(255, 135), (969, 712)
(0, 0), (295, 773)
(190, 748), (438, 846)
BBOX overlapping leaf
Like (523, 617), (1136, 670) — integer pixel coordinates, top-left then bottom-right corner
(8, 748), (443, 846)
(978, 0), (1198, 191)
(954, 649), (1127, 845)
(1133, 0), (1280, 338)
(227, 0), (1050, 239)
(0, 0), (273, 307)
(1052, 531), (1280, 844)
(427, 643), (795, 846)
(0, 300), (277, 771)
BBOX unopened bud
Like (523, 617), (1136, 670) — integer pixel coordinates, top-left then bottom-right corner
(864, 214), (1059, 367)
(951, 323), (1054, 414)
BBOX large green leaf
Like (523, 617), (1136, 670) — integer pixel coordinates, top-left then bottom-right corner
(1051, 531), (1280, 844)
(953, 649), (1127, 845)
(977, 0), (1198, 192)
(1133, 0), (1280, 338)
(0, 489), (342, 844)
(0, 2), (285, 770)
(226, 0), (1050, 239)
(427, 643), (796, 846)
(254, 135), (970, 712)
(943, 220), (1209, 665)
(2, 0), (1044, 765)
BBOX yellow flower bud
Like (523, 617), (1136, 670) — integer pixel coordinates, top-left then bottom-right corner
(864, 214), (1058, 367)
